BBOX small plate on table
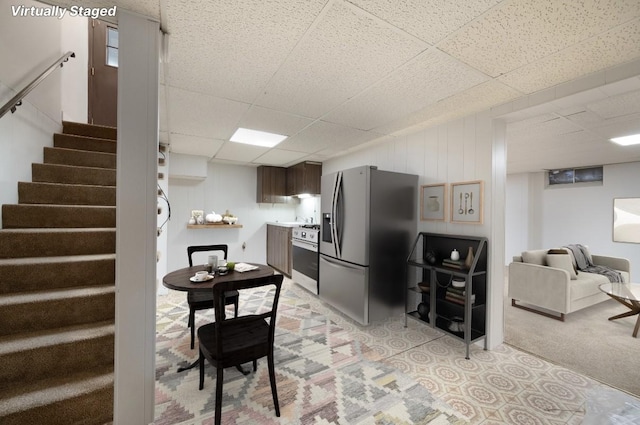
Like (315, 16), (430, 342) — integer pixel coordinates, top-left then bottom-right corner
(190, 274), (214, 283)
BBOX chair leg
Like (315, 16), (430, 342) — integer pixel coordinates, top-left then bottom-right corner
(234, 298), (239, 318)
(267, 353), (280, 417)
(215, 367), (224, 425)
(189, 309), (196, 349)
(198, 350), (205, 390)
(253, 359), (257, 372)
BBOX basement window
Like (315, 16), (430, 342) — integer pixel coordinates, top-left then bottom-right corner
(547, 166), (603, 187)
(106, 26), (118, 67)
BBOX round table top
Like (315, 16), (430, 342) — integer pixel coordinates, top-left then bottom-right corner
(162, 263), (274, 292)
(599, 282), (640, 302)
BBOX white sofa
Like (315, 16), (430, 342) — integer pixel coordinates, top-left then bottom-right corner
(508, 249), (630, 321)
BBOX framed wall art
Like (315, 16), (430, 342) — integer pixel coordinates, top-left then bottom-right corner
(613, 198), (640, 243)
(450, 180), (483, 224)
(420, 183), (446, 221)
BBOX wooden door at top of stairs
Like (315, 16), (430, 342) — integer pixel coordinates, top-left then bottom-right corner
(89, 19), (117, 127)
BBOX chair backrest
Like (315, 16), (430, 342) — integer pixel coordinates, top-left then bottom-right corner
(211, 274), (283, 358)
(187, 244), (228, 267)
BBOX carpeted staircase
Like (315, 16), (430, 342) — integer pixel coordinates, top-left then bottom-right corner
(0, 121), (117, 424)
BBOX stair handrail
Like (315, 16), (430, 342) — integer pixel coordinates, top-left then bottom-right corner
(0, 51), (75, 119)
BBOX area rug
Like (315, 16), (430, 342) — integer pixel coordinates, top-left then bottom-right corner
(154, 283), (466, 425)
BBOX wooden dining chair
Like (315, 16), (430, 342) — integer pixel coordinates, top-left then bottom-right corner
(186, 244), (239, 349)
(197, 274), (283, 425)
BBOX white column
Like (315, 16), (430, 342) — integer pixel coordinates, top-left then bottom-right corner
(114, 10), (159, 424)
(487, 118), (507, 348)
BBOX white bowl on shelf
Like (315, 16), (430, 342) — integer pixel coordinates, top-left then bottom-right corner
(452, 279), (465, 288)
(222, 216), (238, 224)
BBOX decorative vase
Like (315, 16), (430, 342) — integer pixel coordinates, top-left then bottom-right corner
(464, 246), (474, 269)
(417, 302), (430, 320)
(426, 196), (440, 212)
(425, 250), (436, 264)
(450, 249), (460, 261)
(188, 217), (196, 225)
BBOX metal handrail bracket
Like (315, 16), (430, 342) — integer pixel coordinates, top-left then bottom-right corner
(0, 51), (75, 119)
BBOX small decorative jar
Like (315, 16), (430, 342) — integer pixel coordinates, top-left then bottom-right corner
(450, 249), (460, 261)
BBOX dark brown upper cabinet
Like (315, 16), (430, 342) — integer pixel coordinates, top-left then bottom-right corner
(286, 161), (322, 196)
(256, 166), (287, 203)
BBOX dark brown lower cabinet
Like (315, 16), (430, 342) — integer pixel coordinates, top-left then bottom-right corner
(266, 224), (291, 276)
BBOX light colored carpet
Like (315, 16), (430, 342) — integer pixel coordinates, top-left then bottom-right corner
(504, 296), (640, 398)
(154, 282), (467, 424)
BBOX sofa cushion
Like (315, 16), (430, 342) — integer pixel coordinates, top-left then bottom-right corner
(521, 249), (547, 265)
(547, 253), (578, 279)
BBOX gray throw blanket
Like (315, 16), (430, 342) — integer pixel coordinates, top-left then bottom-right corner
(564, 244), (623, 283)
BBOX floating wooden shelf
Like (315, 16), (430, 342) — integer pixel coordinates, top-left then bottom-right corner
(187, 224), (243, 229)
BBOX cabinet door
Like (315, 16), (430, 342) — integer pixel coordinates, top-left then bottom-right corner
(257, 166), (287, 203)
(302, 162), (322, 194)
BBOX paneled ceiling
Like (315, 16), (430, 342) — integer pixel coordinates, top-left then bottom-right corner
(49, 0), (640, 173)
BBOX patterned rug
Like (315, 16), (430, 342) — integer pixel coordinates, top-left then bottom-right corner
(154, 281), (467, 425)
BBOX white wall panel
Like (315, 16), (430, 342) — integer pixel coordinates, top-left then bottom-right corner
(166, 162), (298, 273)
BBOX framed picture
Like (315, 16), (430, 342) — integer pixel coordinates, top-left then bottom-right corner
(450, 180), (483, 224)
(420, 183), (446, 221)
(613, 198), (640, 243)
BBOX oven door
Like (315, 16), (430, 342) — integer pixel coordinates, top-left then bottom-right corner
(292, 239), (319, 295)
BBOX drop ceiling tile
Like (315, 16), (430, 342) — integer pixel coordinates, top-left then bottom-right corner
(237, 107), (315, 138)
(168, 87), (249, 139)
(323, 48), (489, 130)
(498, 19), (640, 94)
(377, 80), (522, 136)
(347, 0), (500, 44)
(254, 0), (428, 118)
(214, 142), (269, 162)
(252, 149), (309, 166)
(439, 0), (640, 78)
(278, 120), (383, 153)
(590, 113), (640, 139)
(599, 76), (640, 97)
(587, 89), (640, 119)
(169, 134), (224, 158)
(163, 0), (326, 103)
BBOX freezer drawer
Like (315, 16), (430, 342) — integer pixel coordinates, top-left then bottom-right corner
(319, 255), (369, 325)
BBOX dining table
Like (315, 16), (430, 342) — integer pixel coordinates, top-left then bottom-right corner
(162, 262), (275, 372)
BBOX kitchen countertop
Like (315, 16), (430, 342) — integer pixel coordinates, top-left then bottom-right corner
(266, 221), (307, 227)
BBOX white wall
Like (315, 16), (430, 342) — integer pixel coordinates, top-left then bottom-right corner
(0, 1), (88, 223)
(323, 111), (505, 348)
(506, 162), (639, 278)
(165, 160), (299, 272)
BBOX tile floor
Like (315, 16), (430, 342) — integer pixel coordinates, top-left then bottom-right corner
(279, 277), (634, 424)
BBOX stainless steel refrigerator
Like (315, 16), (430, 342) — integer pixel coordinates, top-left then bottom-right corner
(319, 165), (418, 325)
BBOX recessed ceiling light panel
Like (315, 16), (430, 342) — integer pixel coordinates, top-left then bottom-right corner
(230, 128), (287, 148)
(610, 134), (640, 146)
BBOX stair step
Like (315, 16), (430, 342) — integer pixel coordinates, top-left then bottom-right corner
(0, 285), (115, 336)
(54, 133), (117, 154)
(0, 322), (114, 389)
(63, 120), (116, 141)
(2, 204), (116, 229)
(32, 163), (116, 186)
(44, 147), (116, 169)
(0, 367), (113, 425)
(18, 182), (116, 206)
(0, 254), (115, 294)
(0, 228), (115, 258)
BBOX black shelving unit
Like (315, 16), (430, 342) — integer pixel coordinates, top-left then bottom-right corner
(405, 232), (488, 359)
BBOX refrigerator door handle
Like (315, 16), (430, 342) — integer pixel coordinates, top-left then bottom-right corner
(321, 254), (363, 271)
(331, 172), (342, 258)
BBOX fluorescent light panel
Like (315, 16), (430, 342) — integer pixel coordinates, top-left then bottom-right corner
(610, 134), (640, 146)
(230, 128), (287, 148)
